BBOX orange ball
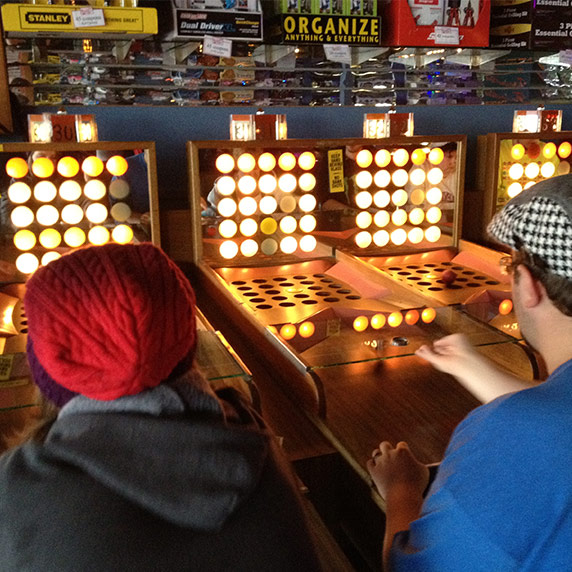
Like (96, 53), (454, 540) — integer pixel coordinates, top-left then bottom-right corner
(405, 310), (420, 326)
(6, 157), (29, 179)
(388, 311), (403, 328)
(32, 157), (55, 178)
(106, 155), (129, 177)
(499, 299), (513, 316)
(280, 323), (297, 340)
(421, 307), (437, 324)
(57, 156), (80, 178)
(298, 321), (315, 338)
(82, 156), (105, 177)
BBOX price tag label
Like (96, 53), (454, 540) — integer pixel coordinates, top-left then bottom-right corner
(434, 26), (460, 45)
(324, 44), (352, 65)
(50, 115), (77, 143)
(203, 35), (232, 58)
(72, 8), (105, 28)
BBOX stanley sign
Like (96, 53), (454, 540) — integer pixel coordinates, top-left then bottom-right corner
(282, 14), (380, 45)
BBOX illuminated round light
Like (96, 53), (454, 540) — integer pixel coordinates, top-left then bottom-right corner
(237, 153), (256, 173)
(32, 157), (55, 178)
(374, 210), (390, 228)
(390, 229), (407, 245)
(355, 170), (373, 189)
(524, 162), (540, 179)
(421, 307), (436, 323)
(524, 181), (536, 190)
(373, 190), (390, 208)
(258, 152), (276, 172)
(59, 180), (82, 202)
(541, 162), (556, 178)
(84, 179), (107, 201)
(88, 225), (110, 246)
(219, 219), (238, 238)
(110, 202), (132, 222)
(64, 227), (86, 248)
(57, 156), (80, 178)
(299, 321), (315, 338)
(425, 226), (442, 243)
(299, 194), (317, 212)
(405, 310), (419, 326)
(353, 316), (369, 332)
(86, 203), (108, 224)
(216, 154), (235, 174)
(16, 253), (39, 275)
(41, 251), (61, 266)
(392, 209), (407, 226)
(299, 214), (317, 233)
(393, 148), (409, 167)
(427, 167), (444, 185)
(299, 173), (316, 191)
(61, 204), (84, 225)
(356, 149), (373, 168)
(239, 197), (257, 217)
(355, 231), (372, 248)
(111, 224), (133, 244)
(8, 182), (32, 204)
(259, 196), (278, 215)
(374, 170), (391, 188)
(268, 325), (278, 335)
(509, 163), (524, 180)
(39, 228), (62, 249)
(542, 142), (557, 159)
(409, 168), (426, 186)
(240, 218), (258, 237)
(388, 311), (403, 328)
(392, 169), (409, 187)
(279, 215), (297, 234)
(299, 235), (317, 252)
(240, 239), (258, 257)
(258, 174), (277, 194)
(373, 230), (389, 247)
(426, 187), (442, 205)
(406, 208), (423, 225)
(499, 299), (513, 315)
(278, 152), (296, 171)
(371, 313), (386, 329)
(36, 204), (59, 226)
(216, 176), (236, 196)
(280, 236), (298, 254)
(261, 238), (278, 255)
(558, 141), (572, 159)
(507, 182), (523, 198)
(6, 157), (29, 179)
(82, 156), (104, 177)
(428, 147), (444, 165)
(278, 173), (297, 193)
(511, 144), (525, 161)
(106, 155), (128, 177)
(298, 151), (317, 170)
(238, 175), (257, 195)
(356, 191), (373, 209)
(391, 189), (408, 207)
(280, 324), (297, 340)
(13, 229), (36, 251)
(425, 207), (442, 224)
(408, 227), (424, 244)
(33, 181), (57, 203)
(375, 149), (391, 168)
(356, 211), (373, 229)
(217, 197), (237, 217)
(220, 240), (239, 259)
(411, 149), (426, 165)
(109, 179), (130, 200)
(279, 195), (297, 213)
(11, 206), (34, 228)
(558, 161), (571, 175)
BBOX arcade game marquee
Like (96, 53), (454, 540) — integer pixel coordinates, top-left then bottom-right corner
(186, 136), (540, 482)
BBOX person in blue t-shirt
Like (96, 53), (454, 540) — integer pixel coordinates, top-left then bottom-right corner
(368, 174), (572, 571)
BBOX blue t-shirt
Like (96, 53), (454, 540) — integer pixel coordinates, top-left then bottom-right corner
(391, 359), (572, 571)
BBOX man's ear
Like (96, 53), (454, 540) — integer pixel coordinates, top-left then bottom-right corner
(515, 264), (544, 308)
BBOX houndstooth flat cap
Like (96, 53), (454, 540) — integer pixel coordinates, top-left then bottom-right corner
(488, 174), (572, 280)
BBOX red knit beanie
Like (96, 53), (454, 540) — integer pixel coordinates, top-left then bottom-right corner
(24, 243), (197, 401)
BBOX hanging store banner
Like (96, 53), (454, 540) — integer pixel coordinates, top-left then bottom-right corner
(174, 9), (263, 41)
(281, 14), (381, 45)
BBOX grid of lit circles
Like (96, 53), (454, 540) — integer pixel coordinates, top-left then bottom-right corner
(351, 146), (447, 248)
(506, 141), (572, 199)
(269, 306), (437, 341)
(5, 154), (135, 275)
(214, 150), (318, 259)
